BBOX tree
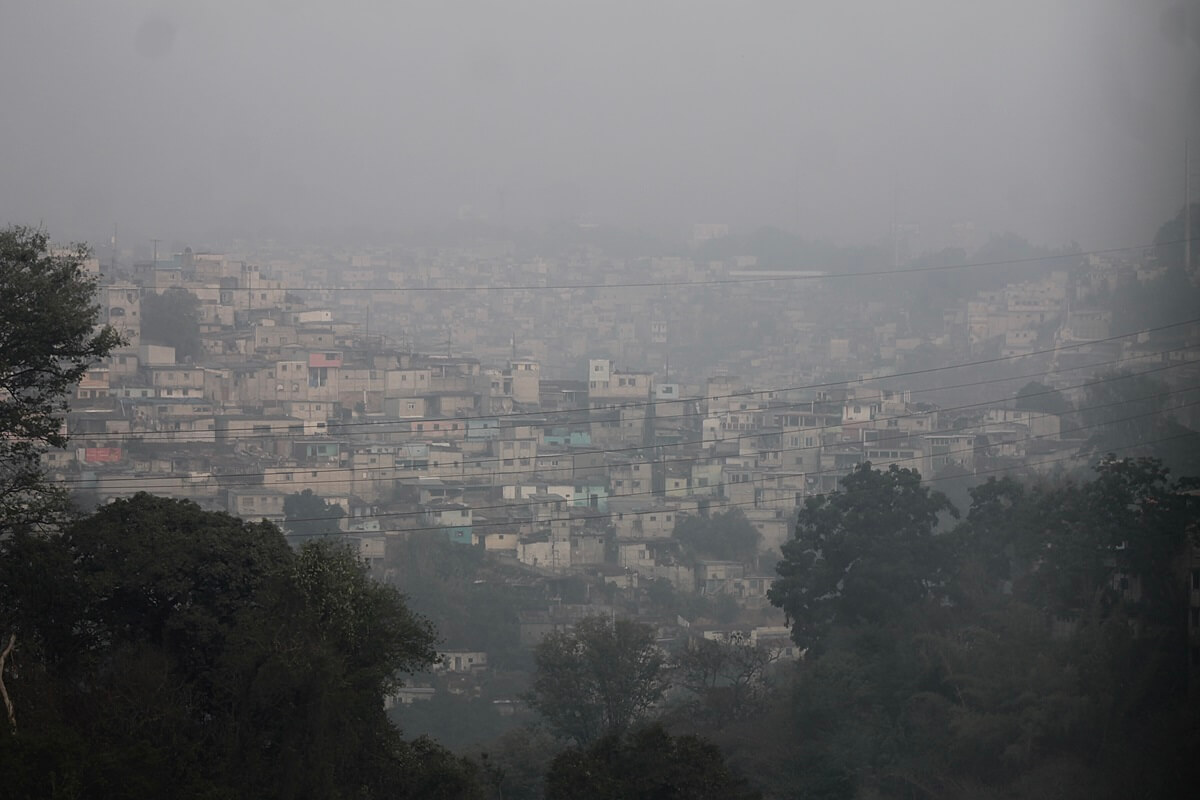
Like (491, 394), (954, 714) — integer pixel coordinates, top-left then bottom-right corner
(671, 634), (779, 730)
(525, 616), (667, 746)
(1151, 200), (1200, 269)
(1079, 457), (1198, 628)
(543, 723), (760, 800)
(283, 488), (346, 543)
(0, 226), (123, 529)
(673, 509), (761, 563)
(140, 286), (202, 361)
(769, 463), (956, 651)
(478, 726), (560, 800)
(0, 493), (462, 799)
(1080, 369), (1170, 456)
(1014, 380), (1070, 416)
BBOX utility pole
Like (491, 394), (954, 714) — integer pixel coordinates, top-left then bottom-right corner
(1186, 135), (1192, 272)
(1185, 2), (1192, 272)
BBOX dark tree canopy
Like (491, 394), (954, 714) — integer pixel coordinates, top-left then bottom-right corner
(1080, 369), (1171, 454)
(1014, 380), (1070, 416)
(0, 493), (465, 799)
(744, 458), (1200, 800)
(283, 488), (346, 542)
(544, 724), (760, 800)
(671, 634), (779, 729)
(673, 509), (761, 563)
(769, 463), (956, 650)
(525, 616), (667, 746)
(0, 226), (123, 529)
(141, 285), (202, 361)
(1152, 200), (1200, 269)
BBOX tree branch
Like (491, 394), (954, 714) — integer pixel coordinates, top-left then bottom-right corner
(0, 632), (16, 733)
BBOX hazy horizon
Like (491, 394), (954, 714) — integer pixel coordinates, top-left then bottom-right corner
(2, 1), (1197, 253)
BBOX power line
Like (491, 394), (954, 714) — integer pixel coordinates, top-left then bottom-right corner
(205, 394), (1200, 527)
(74, 386), (1200, 531)
(70, 347), (1195, 450)
(279, 425), (1200, 540)
(65, 317), (1200, 444)
(52, 364), (1197, 488)
(250, 240), (1180, 294)
(71, 342), (1195, 444)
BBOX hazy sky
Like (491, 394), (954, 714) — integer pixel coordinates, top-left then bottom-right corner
(2, 1), (1197, 250)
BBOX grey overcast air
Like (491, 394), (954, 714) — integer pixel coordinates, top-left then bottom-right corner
(2, 0), (1197, 247)
(4, 2), (1200, 799)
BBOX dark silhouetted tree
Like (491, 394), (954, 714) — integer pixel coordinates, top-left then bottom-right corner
(769, 463), (956, 651)
(141, 286), (202, 361)
(673, 509), (761, 563)
(0, 494), (477, 799)
(283, 488), (346, 543)
(0, 226), (123, 530)
(525, 616), (666, 746)
(544, 723), (760, 800)
(1014, 380), (1070, 416)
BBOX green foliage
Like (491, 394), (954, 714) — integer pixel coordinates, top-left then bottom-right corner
(283, 488), (346, 542)
(1014, 380), (1070, 416)
(141, 286), (202, 361)
(673, 509), (761, 563)
(752, 458), (1200, 799)
(1080, 369), (1169, 454)
(395, 689), (525, 754)
(386, 533), (531, 669)
(1078, 369), (1200, 477)
(0, 226), (123, 530)
(478, 726), (559, 800)
(1151, 200), (1200, 269)
(526, 616), (666, 746)
(769, 463), (957, 651)
(0, 493), (464, 799)
(670, 635), (779, 730)
(1111, 253), (1200, 335)
(543, 723), (760, 800)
